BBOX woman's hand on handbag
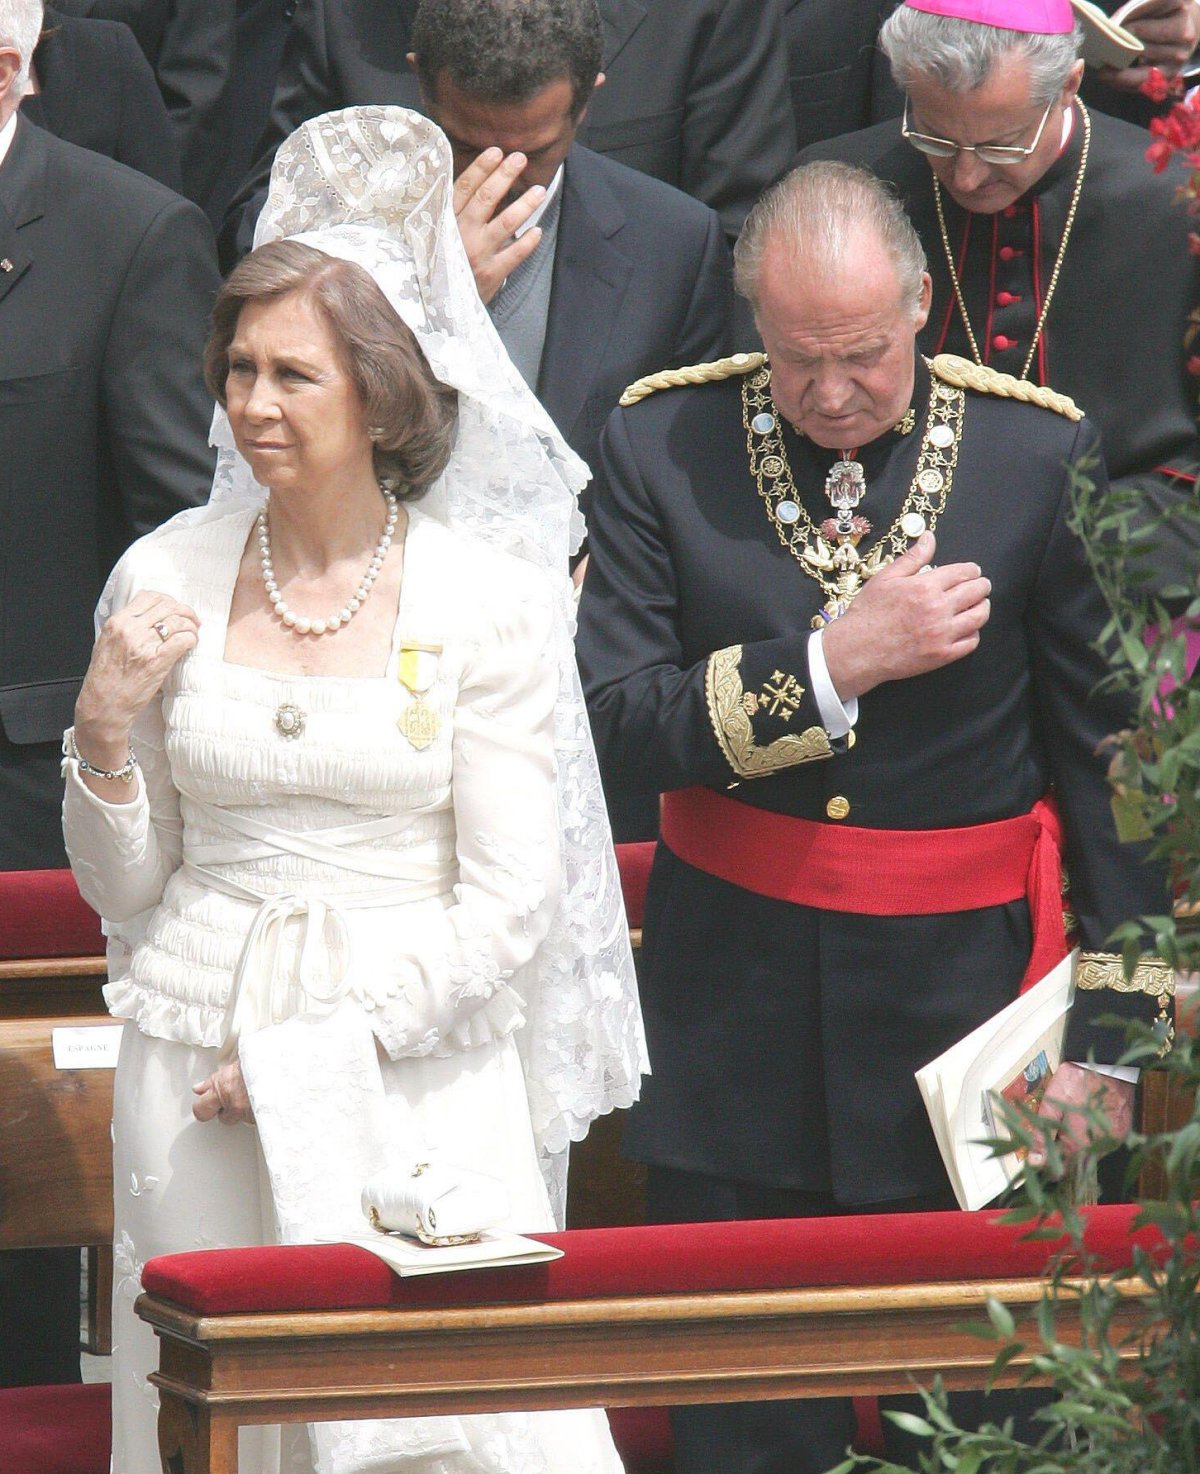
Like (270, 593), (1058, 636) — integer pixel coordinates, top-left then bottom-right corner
(192, 1058), (255, 1126)
(73, 590), (200, 780)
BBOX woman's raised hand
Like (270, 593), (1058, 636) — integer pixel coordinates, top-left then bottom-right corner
(73, 591), (199, 779)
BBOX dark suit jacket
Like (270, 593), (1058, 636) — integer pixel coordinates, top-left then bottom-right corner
(48, 0), (235, 209)
(784, 0), (901, 150)
(206, 0), (293, 224)
(577, 359), (1166, 1201)
(541, 145), (733, 513)
(21, 8), (182, 192)
(220, 0), (795, 262)
(0, 118), (218, 864)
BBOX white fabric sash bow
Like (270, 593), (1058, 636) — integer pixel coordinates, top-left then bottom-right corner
(181, 797), (455, 1058)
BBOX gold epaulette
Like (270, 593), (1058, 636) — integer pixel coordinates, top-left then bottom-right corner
(931, 353), (1084, 422)
(619, 352), (767, 408)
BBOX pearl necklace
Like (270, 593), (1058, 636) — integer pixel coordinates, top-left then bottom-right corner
(257, 488), (399, 636)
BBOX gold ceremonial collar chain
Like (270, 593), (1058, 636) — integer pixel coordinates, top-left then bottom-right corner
(742, 362), (966, 629)
(933, 100), (1091, 384)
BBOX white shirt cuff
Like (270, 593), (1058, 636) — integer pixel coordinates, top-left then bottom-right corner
(807, 629), (858, 740)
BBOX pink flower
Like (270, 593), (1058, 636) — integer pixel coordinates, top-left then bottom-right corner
(1141, 67), (1172, 104)
(1147, 137), (1175, 174)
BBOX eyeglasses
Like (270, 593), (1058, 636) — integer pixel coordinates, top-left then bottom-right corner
(901, 95), (1055, 166)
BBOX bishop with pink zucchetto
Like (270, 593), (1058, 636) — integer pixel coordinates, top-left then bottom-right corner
(799, 0), (1200, 600)
(906, 0), (1076, 31)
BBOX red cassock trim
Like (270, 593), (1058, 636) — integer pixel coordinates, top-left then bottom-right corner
(659, 787), (1068, 992)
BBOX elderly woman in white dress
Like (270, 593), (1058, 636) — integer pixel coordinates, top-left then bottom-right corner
(62, 108), (644, 1474)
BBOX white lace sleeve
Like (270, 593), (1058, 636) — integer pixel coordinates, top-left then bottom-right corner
(367, 583), (560, 1059)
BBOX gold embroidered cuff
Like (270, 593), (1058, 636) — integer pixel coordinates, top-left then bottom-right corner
(1076, 951), (1175, 1043)
(704, 644), (832, 779)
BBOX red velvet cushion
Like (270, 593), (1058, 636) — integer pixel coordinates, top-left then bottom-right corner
(0, 870), (104, 959)
(0, 1383), (110, 1474)
(141, 1205), (1157, 1317)
(615, 842), (656, 930)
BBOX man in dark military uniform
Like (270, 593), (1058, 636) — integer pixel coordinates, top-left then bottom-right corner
(802, 0), (1200, 594)
(576, 158), (1174, 1473)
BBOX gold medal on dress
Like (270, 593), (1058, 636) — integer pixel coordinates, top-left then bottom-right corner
(397, 642), (442, 751)
(397, 699), (440, 750)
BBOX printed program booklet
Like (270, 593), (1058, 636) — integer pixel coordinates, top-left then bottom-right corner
(916, 949), (1078, 1210)
(334, 1229), (564, 1278)
(1071, 0), (1148, 68)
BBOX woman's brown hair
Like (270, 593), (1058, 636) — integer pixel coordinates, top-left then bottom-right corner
(204, 241), (459, 498)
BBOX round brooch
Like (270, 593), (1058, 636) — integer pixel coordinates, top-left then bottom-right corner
(274, 702), (305, 740)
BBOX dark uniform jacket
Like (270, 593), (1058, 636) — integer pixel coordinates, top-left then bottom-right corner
(802, 104), (1200, 591)
(219, 0), (795, 261)
(577, 356), (1168, 1205)
(22, 7), (182, 192)
(0, 117), (217, 867)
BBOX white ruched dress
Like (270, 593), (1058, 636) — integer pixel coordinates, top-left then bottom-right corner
(63, 503), (626, 1474)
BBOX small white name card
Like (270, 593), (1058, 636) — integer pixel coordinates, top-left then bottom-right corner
(52, 1025), (123, 1070)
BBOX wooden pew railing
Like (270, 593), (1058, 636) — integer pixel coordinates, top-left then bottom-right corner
(135, 1206), (1167, 1474)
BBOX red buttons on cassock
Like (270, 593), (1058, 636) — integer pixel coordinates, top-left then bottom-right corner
(992, 334), (1016, 351)
(999, 245), (1022, 261)
(1002, 205), (1021, 219)
(996, 291), (1022, 306)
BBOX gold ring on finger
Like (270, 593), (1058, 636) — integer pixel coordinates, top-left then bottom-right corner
(153, 620), (169, 642)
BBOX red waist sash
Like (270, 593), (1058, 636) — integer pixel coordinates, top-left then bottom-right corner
(659, 786), (1069, 993)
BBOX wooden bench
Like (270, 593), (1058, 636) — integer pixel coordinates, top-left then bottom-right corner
(0, 869), (111, 1352)
(0, 869), (112, 1474)
(135, 1205), (1165, 1474)
(0, 854), (1191, 1474)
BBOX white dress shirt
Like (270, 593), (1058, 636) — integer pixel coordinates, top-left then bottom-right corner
(0, 111), (18, 170)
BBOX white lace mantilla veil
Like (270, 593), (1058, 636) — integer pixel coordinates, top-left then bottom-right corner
(202, 106), (648, 1213)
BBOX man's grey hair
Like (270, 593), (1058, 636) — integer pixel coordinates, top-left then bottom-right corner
(412, 0), (602, 118)
(0, 0), (43, 98)
(880, 8), (1083, 107)
(734, 161), (928, 316)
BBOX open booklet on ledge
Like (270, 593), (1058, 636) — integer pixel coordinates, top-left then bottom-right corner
(917, 950), (1078, 1211)
(325, 1230), (565, 1278)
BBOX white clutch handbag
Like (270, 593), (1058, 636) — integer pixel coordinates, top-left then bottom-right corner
(362, 1160), (512, 1246)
